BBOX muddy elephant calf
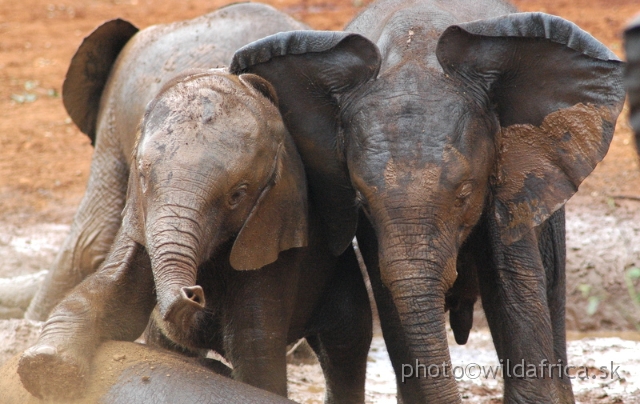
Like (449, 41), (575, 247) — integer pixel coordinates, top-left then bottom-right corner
(18, 4), (371, 404)
(4, 341), (296, 404)
(231, 0), (626, 401)
(24, 2), (310, 321)
(18, 68), (372, 403)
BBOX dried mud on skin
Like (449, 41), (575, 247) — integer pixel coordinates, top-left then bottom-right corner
(2, 0), (640, 402)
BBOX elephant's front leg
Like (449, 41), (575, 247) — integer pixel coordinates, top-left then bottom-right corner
(223, 262), (296, 397)
(478, 219), (563, 403)
(306, 244), (372, 404)
(25, 140), (129, 321)
(537, 208), (574, 403)
(17, 233), (155, 400)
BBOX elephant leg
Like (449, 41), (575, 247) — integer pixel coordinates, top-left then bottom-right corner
(537, 208), (574, 403)
(475, 218), (561, 403)
(306, 244), (372, 404)
(225, 313), (288, 396)
(224, 257), (298, 397)
(355, 211), (422, 403)
(25, 139), (129, 321)
(17, 232), (155, 400)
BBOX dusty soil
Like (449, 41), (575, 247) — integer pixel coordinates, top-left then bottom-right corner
(2, 0), (640, 402)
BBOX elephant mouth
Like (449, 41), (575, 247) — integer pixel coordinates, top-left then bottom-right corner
(162, 285), (206, 324)
(153, 285), (207, 348)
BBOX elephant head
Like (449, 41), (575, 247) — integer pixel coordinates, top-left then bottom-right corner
(231, 11), (624, 400)
(122, 69), (308, 345)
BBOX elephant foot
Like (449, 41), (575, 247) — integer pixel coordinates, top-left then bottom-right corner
(18, 343), (89, 400)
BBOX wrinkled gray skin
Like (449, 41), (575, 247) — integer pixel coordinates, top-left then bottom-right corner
(19, 69), (371, 403)
(25, 2), (308, 321)
(625, 13), (640, 158)
(3, 341), (296, 404)
(231, 0), (626, 402)
(19, 4), (371, 403)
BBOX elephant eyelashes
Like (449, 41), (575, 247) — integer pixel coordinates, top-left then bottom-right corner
(355, 190), (366, 206)
(228, 184), (248, 208)
(454, 182), (473, 207)
(139, 172), (148, 194)
(355, 190), (371, 214)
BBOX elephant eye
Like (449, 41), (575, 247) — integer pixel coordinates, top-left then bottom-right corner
(138, 163), (148, 194)
(454, 182), (473, 207)
(355, 189), (370, 209)
(139, 173), (147, 194)
(228, 184), (248, 208)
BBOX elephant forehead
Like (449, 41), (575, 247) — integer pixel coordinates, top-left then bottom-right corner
(140, 77), (278, 163)
(382, 156), (442, 191)
(148, 75), (265, 131)
(353, 152), (442, 212)
(350, 100), (466, 190)
(352, 76), (467, 150)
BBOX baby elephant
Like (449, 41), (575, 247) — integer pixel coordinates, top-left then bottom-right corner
(18, 69), (372, 403)
(19, 4), (370, 403)
(4, 341), (296, 404)
(25, 2), (309, 322)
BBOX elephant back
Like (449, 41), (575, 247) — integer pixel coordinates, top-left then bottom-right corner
(0, 341), (296, 404)
(63, 3), (309, 150)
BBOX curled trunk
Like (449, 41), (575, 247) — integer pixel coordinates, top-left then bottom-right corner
(145, 209), (206, 328)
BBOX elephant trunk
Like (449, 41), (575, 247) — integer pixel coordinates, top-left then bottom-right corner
(145, 207), (207, 328)
(378, 219), (460, 402)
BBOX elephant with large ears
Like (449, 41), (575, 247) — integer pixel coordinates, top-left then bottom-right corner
(24, 2), (309, 321)
(625, 13), (640, 158)
(19, 68), (371, 404)
(231, 0), (626, 401)
(18, 4), (371, 403)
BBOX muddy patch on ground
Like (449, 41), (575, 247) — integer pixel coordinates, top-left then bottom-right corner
(565, 196), (640, 331)
(4, 319), (638, 403)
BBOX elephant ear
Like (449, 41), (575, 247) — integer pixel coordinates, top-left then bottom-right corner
(625, 14), (640, 158)
(437, 12), (625, 244)
(63, 19), (138, 145)
(238, 73), (279, 106)
(231, 31), (381, 256)
(230, 129), (309, 270)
